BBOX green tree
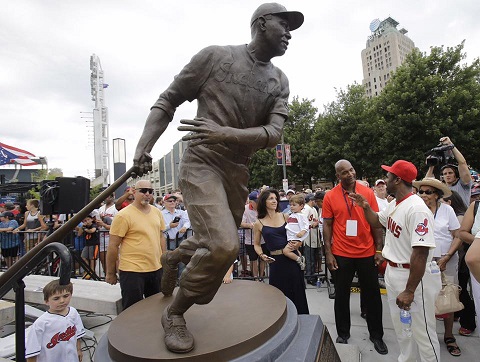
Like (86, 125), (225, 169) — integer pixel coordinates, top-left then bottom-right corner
(314, 84), (377, 181)
(90, 184), (104, 203)
(248, 148), (282, 189)
(248, 97), (320, 189)
(283, 97), (319, 188)
(249, 41), (480, 187)
(373, 41), (480, 174)
(31, 168), (63, 182)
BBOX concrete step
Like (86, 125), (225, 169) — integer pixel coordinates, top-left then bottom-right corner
(0, 301), (14, 327)
(1, 274), (122, 315)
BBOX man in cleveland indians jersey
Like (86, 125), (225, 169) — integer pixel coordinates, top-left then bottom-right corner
(350, 160), (441, 362)
(131, 3), (304, 353)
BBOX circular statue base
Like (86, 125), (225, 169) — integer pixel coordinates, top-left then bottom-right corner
(102, 280), (289, 361)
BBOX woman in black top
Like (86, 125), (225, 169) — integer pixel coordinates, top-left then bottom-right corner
(253, 189), (309, 314)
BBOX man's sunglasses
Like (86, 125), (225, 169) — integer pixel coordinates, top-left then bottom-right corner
(138, 188), (154, 194)
(418, 190), (436, 195)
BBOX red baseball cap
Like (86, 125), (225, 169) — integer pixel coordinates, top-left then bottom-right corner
(381, 160), (417, 183)
(163, 194), (177, 201)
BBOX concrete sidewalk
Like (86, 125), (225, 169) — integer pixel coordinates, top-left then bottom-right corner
(306, 283), (478, 361)
(64, 280), (479, 361)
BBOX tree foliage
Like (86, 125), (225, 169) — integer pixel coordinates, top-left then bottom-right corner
(283, 97), (319, 188)
(248, 42), (480, 188)
(374, 41), (480, 175)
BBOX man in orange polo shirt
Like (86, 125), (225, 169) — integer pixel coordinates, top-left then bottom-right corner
(323, 159), (387, 355)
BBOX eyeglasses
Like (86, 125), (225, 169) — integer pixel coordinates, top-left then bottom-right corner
(138, 188), (154, 194)
(418, 190), (436, 195)
(165, 199), (176, 203)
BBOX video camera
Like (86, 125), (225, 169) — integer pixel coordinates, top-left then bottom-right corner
(425, 144), (455, 167)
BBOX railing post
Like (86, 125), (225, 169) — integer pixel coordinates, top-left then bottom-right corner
(14, 279), (26, 362)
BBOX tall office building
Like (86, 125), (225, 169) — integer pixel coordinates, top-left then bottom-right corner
(361, 17), (416, 97)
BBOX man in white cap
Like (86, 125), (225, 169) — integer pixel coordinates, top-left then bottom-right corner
(131, 3), (304, 353)
(374, 179), (389, 211)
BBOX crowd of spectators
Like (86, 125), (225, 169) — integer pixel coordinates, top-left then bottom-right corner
(2, 135), (480, 359)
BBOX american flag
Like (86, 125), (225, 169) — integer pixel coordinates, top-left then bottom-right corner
(0, 142), (38, 166)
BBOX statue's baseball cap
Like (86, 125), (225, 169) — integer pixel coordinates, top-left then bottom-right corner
(250, 3), (304, 31)
(381, 160), (417, 183)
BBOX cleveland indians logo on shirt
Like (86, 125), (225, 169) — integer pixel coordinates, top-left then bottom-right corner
(214, 61), (281, 97)
(287, 216), (299, 223)
(46, 325), (77, 349)
(415, 219), (429, 236)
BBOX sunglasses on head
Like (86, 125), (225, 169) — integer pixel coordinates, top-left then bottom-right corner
(138, 188), (154, 194)
(418, 190), (436, 195)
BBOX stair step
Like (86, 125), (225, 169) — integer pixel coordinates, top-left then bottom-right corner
(1, 274), (122, 315)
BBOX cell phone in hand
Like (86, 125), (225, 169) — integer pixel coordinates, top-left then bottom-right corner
(264, 255), (276, 263)
(173, 216), (181, 223)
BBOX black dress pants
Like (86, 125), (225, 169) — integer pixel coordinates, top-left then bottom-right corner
(333, 255), (384, 339)
(119, 269), (163, 310)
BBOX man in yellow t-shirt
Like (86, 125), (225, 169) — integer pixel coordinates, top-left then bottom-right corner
(106, 180), (166, 310)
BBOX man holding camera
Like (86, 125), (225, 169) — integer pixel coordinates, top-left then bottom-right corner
(426, 136), (473, 208)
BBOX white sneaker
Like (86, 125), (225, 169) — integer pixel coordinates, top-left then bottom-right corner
(297, 256), (306, 271)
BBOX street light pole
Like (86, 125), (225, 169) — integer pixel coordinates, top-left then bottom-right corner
(113, 138), (127, 199)
(281, 134), (288, 191)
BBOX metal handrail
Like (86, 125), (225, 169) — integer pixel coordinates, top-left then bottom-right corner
(12, 242), (72, 362)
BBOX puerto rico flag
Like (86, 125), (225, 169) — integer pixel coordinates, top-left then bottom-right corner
(0, 142), (38, 166)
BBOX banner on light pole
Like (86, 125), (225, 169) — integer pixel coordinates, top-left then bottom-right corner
(276, 144), (292, 166)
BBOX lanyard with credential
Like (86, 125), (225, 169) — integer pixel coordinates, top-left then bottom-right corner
(342, 187), (355, 218)
(342, 187), (358, 236)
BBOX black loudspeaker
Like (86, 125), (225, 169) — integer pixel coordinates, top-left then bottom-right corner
(40, 180), (58, 215)
(55, 177), (90, 214)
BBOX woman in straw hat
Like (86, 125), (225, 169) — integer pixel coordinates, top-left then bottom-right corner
(413, 177), (462, 356)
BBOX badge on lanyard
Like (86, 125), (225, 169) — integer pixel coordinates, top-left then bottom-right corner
(343, 188), (358, 236)
(346, 219), (358, 236)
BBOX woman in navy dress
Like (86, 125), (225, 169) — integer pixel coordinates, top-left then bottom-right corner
(253, 189), (309, 314)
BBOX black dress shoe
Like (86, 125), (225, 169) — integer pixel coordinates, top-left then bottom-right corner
(335, 335), (349, 344)
(370, 337), (388, 355)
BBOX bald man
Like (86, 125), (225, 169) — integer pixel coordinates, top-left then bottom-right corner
(106, 180), (167, 310)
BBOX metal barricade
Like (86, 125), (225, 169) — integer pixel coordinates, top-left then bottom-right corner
(236, 227), (270, 281)
(68, 229), (108, 280)
(17, 231), (49, 255)
(301, 226), (334, 297)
